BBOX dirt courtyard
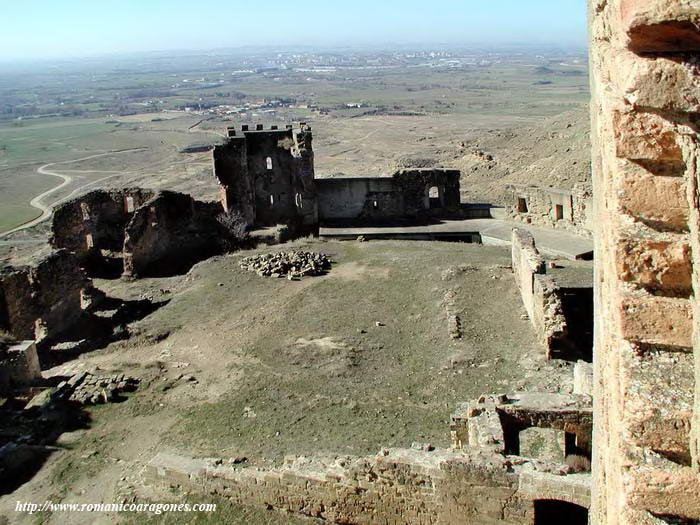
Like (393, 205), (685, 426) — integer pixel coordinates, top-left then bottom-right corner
(1, 239), (573, 524)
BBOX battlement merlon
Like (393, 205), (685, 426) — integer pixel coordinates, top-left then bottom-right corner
(225, 123), (311, 138)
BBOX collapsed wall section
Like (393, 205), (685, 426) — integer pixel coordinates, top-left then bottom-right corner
(50, 188), (155, 273)
(122, 192), (232, 278)
(589, 0), (700, 522)
(0, 250), (92, 344)
(50, 188), (238, 279)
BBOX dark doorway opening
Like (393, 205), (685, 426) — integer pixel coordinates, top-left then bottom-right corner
(517, 197), (528, 213)
(558, 287), (594, 362)
(534, 500), (588, 525)
(555, 204), (564, 221)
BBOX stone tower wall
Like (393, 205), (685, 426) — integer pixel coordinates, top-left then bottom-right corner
(589, 0), (700, 523)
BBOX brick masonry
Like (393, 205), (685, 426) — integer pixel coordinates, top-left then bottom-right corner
(589, 0), (700, 522)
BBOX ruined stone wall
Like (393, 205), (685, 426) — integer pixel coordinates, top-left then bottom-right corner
(50, 188), (236, 280)
(589, 0), (700, 522)
(393, 169), (462, 217)
(316, 177), (404, 220)
(122, 192), (232, 278)
(51, 188), (155, 269)
(0, 268), (37, 340)
(146, 449), (534, 525)
(146, 392), (595, 523)
(212, 136), (255, 224)
(451, 393), (593, 460)
(0, 341), (41, 393)
(0, 250), (91, 343)
(316, 169), (461, 222)
(31, 250), (92, 343)
(511, 229), (570, 359)
(504, 183), (592, 237)
(213, 124), (317, 228)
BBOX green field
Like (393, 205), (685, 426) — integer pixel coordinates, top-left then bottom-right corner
(0, 115), (221, 233)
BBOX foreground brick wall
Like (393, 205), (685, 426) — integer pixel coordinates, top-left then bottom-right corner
(589, 0), (700, 523)
(146, 393), (594, 523)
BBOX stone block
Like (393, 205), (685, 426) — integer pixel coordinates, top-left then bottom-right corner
(620, 0), (700, 52)
(627, 465), (700, 519)
(622, 349), (694, 456)
(573, 361), (594, 396)
(613, 52), (700, 113)
(619, 293), (692, 347)
(614, 111), (682, 162)
(0, 341), (41, 393)
(519, 427), (566, 462)
(616, 235), (692, 294)
(617, 168), (688, 231)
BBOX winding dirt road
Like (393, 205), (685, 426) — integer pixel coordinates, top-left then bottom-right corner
(0, 148), (145, 238)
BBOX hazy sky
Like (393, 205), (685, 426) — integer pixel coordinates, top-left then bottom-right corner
(2, 0), (587, 60)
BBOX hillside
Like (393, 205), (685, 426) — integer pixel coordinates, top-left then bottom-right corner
(452, 106), (591, 205)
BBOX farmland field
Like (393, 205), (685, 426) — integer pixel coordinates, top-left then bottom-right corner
(0, 46), (589, 236)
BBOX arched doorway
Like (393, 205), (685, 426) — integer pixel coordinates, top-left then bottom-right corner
(427, 185), (442, 209)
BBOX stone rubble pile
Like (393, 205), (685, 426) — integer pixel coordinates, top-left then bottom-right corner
(53, 371), (139, 405)
(240, 251), (332, 279)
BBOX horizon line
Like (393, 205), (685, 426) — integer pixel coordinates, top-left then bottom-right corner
(0, 41), (589, 64)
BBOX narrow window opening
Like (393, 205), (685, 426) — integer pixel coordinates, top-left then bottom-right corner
(517, 197), (528, 213)
(555, 204), (564, 221)
(269, 194), (274, 206)
(428, 186), (441, 209)
(373, 200), (379, 209)
(266, 157), (273, 170)
(125, 196), (135, 213)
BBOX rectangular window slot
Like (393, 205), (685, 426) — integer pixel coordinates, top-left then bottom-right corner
(555, 204), (564, 221)
(517, 197), (528, 213)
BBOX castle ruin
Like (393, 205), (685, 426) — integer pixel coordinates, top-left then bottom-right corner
(1, 0), (699, 522)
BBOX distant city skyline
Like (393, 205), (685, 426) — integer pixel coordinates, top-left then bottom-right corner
(2, 0), (587, 61)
